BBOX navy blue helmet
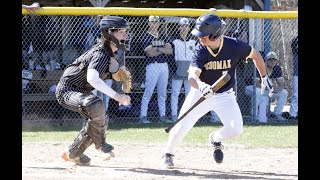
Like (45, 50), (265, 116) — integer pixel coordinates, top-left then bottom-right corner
(191, 13), (222, 41)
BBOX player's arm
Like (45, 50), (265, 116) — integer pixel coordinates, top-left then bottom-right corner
(187, 66), (203, 89)
(158, 43), (173, 55)
(247, 48), (273, 96)
(274, 77), (285, 93)
(144, 45), (162, 57)
(247, 48), (267, 78)
(87, 69), (129, 105)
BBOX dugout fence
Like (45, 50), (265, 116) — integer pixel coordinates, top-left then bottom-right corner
(22, 7), (297, 125)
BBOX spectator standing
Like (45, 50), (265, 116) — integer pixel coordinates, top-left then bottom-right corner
(170, 17), (196, 122)
(139, 15), (173, 123)
(284, 36), (298, 120)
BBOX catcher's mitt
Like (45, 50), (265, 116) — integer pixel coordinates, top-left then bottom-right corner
(112, 66), (132, 93)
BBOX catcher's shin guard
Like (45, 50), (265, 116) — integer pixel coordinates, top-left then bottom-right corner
(80, 95), (109, 149)
(68, 124), (93, 159)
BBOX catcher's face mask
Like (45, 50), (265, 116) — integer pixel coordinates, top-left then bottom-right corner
(109, 27), (131, 51)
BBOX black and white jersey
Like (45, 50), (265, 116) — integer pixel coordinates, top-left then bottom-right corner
(58, 42), (113, 93)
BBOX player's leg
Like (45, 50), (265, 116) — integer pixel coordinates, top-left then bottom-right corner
(271, 89), (288, 121)
(289, 76), (298, 118)
(209, 89), (244, 163)
(245, 85), (259, 120)
(140, 63), (158, 123)
(61, 123), (93, 165)
(56, 90), (94, 165)
(163, 87), (210, 168)
(258, 88), (269, 123)
(57, 91), (114, 164)
(79, 94), (115, 160)
(157, 63), (169, 122)
(171, 79), (183, 122)
(183, 79), (191, 96)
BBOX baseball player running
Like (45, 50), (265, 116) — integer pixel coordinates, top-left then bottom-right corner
(162, 13), (273, 168)
(55, 16), (131, 165)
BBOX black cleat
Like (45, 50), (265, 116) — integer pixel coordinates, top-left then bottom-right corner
(101, 143), (115, 160)
(101, 143), (114, 153)
(162, 153), (174, 169)
(62, 152), (91, 165)
(213, 142), (224, 163)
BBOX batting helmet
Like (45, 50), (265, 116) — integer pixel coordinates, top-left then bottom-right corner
(191, 13), (222, 41)
(100, 16), (130, 51)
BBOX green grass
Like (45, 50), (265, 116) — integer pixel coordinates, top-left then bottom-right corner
(22, 123), (298, 148)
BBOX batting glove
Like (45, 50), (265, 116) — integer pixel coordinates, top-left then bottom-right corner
(260, 75), (273, 97)
(199, 82), (213, 98)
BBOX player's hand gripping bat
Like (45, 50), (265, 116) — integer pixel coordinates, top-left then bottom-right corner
(165, 73), (231, 133)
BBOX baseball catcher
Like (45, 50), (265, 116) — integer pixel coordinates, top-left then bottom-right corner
(55, 16), (131, 166)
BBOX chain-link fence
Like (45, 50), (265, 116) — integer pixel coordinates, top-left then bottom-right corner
(22, 9), (298, 125)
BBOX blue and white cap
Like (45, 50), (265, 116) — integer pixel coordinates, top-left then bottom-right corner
(149, 15), (160, 22)
(179, 18), (190, 25)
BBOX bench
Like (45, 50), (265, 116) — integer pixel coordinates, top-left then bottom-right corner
(23, 70), (64, 102)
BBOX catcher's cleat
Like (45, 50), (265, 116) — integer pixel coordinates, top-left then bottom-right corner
(162, 153), (174, 169)
(61, 151), (91, 165)
(101, 143), (115, 160)
(212, 142), (224, 163)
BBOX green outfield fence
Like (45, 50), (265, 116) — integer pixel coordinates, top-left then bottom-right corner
(22, 7), (298, 125)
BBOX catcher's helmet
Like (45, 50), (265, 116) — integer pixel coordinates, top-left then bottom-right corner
(100, 16), (130, 51)
(191, 13), (222, 41)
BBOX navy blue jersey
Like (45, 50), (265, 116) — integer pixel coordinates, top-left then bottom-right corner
(190, 36), (252, 93)
(142, 32), (170, 64)
(255, 65), (282, 80)
(268, 65), (283, 79)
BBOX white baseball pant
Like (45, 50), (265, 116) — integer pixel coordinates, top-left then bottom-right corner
(164, 87), (243, 155)
(245, 85), (288, 122)
(140, 62), (169, 117)
(289, 76), (298, 117)
(170, 79), (191, 117)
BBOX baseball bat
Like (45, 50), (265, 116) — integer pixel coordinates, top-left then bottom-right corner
(165, 73), (231, 133)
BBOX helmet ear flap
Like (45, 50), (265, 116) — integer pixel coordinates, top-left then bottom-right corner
(209, 28), (222, 41)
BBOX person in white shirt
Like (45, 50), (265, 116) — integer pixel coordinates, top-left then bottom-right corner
(170, 18), (196, 122)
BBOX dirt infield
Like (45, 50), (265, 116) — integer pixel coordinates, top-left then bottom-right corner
(22, 142), (298, 180)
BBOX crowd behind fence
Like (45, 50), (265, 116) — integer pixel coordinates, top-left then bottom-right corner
(22, 8), (298, 125)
